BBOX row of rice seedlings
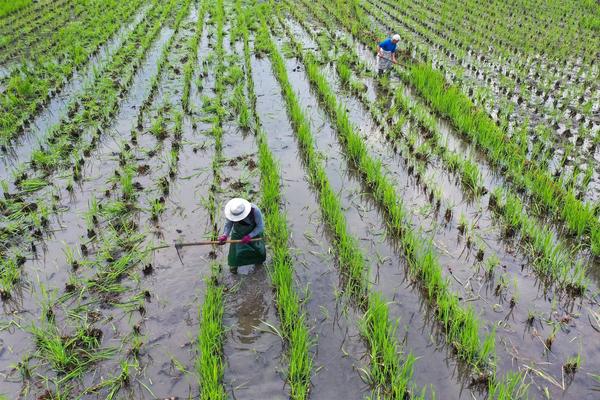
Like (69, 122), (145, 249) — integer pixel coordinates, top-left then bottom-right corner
(307, 0), (596, 295)
(23, 166), (148, 396)
(0, 0), (33, 19)
(181, 0), (208, 113)
(238, 6), (312, 397)
(17, 6), (198, 394)
(254, 6), (427, 398)
(272, 5), (530, 396)
(197, 1), (226, 398)
(33, 102), (186, 395)
(0, 0), (147, 147)
(0, 0), (103, 66)
(0, 0), (182, 260)
(295, 1), (590, 299)
(350, 3), (600, 257)
(489, 188), (588, 295)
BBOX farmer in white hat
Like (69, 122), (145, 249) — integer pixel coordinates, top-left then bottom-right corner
(377, 34), (401, 75)
(218, 198), (266, 273)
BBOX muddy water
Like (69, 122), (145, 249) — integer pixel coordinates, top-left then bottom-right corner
(0, 1), (154, 183)
(279, 14), (600, 399)
(207, 22), (287, 398)
(274, 37), (471, 397)
(219, 127), (286, 399)
(122, 8), (217, 398)
(252, 55), (370, 399)
(0, 10), (184, 397)
(360, 1), (600, 198)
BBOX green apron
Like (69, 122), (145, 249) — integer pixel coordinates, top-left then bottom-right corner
(228, 219), (266, 267)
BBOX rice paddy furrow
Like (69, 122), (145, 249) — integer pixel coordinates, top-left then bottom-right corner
(0, 0), (182, 256)
(278, 8), (600, 398)
(352, 3), (600, 256)
(0, 0), (147, 148)
(249, 30), (371, 400)
(0, 1), (91, 69)
(0, 0), (63, 31)
(256, 4), (429, 398)
(288, 0), (591, 299)
(197, 1), (227, 398)
(1, 2), (196, 397)
(270, 4), (534, 397)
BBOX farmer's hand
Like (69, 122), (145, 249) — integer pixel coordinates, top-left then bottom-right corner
(241, 235), (252, 244)
(218, 235), (227, 245)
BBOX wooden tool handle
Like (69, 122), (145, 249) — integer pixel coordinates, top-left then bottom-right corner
(176, 238), (263, 247)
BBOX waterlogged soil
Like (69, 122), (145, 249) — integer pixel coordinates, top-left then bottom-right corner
(0, 2), (156, 185)
(277, 14), (600, 399)
(275, 38), (470, 398)
(0, 3), (192, 397)
(3, 1), (600, 399)
(252, 55), (370, 399)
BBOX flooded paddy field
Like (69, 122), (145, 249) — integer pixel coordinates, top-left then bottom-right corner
(0, 0), (598, 399)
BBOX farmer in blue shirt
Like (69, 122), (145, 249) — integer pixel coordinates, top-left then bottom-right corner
(377, 34), (400, 75)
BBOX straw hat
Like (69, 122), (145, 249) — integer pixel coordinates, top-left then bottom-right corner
(224, 198), (251, 222)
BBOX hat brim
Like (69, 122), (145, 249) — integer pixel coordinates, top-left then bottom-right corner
(224, 198), (251, 222)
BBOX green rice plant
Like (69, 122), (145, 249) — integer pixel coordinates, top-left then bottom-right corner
(197, 264), (226, 400)
(563, 353), (581, 374)
(149, 115), (167, 140)
(0, 255), (21, 299)
(29, 319), (116, 381)
(150, 198), (166, 221)
(17, 177), (49, 193)
(231, 84), (250, 130)
(182, 1), (208, 113)
(257, 10), (429, 397)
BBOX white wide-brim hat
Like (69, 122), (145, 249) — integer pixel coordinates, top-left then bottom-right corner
(224, 198), (251, 222)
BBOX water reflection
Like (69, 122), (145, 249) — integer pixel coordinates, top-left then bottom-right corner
(229, 264), (269, 345)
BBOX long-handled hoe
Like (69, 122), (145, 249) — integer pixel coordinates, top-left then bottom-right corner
(152, 238), (264, 264)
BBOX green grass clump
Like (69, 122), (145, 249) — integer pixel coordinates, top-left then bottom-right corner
(197, 264), (226, 400)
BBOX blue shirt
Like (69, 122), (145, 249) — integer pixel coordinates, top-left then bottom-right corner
(223, 204), (264, 238)
(379, 38), (397, 53)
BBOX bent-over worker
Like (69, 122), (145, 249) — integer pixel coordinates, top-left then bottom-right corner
(218, 198), (266, 273)
(377, 34), (400, 75)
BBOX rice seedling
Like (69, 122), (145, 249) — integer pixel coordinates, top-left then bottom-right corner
(270, 6), (533, 393)
(256, 9), (427, 397)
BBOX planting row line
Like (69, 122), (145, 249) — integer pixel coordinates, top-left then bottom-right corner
(258, 3), (437, 397)
(285, 5), (599, 397)
(318, 0), (600, 257)
(0, 0), (146, 147)
(271, 1), (532, 396)
(0, 0), (182, 298)
(16, 2), (198, 396)
(0, 0), (87, 67)
(364, 0), (599, 168)
(288, 0), (589, 297)
(238, 3), (313, 397)
(197, 1), (228, 398)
